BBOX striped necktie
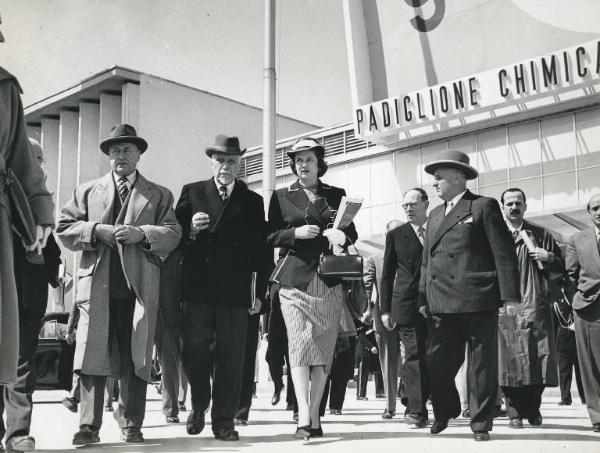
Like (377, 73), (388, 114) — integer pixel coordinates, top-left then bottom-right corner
(117, 176), (129, 202)
(417, 226), (425, 245)
(219, 185), (229, 203)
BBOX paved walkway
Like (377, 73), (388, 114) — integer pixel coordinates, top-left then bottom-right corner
(29, 383), (597, 452)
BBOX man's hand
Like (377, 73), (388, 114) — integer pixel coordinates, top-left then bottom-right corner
(381, 313), (396, 331)
(529, 247), (553, 263)
(249, 298), (262, 315)
(114, 225), (144, 244)
(191, 212), (210, 236)
(295, 224), (320, 239)
(501, 300), (519, 316)
(418, 306), (432, 319)
(65, 332), (75, 345)
(26, 225), (52, 254)
(94, 224), (117, 248)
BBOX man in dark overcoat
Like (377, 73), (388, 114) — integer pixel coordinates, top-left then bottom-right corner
(498, 188), (561, 428)
(176, 135), (268, 441)
(418, 150), (520, 441)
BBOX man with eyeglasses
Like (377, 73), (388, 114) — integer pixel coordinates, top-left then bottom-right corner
(379, 188), (431, 427)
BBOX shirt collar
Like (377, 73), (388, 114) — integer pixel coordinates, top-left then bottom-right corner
(214, 177), (235, 194)
(410, 220), (428, 234)
(112, 171), (137, 187)
(506, 220), (524, 233)
(448, 190), (467, 208)
(595, 225), (600, 238)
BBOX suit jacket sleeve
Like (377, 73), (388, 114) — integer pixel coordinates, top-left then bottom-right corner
(267, 191), (296, 249)
(175, 184), (193, 247)
(138, 188), (181, 259)
(418, 219), (431, 309)
(363, 256), (376, 308)
(564, 237), (580, 304)
(380, 232), (397, 315)
(57, 184), (99, 252)
(541, 229), (565, 301)
(482, 198), (520, 302)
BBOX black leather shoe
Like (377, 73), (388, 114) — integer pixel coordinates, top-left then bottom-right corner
(310, 425), (323, 437)
(558, 399), (572, 406)
(294, 426), (311, 440)
(104, 405), (114, 412)
(493, 407), (507, 418)
(527, 413), (543, 427)
(430, 419), (448, 434)
(509, 417), (523, 428)
(186, 412), (205, 435)
(593, 423), (600, 432)
(214, 427), (240, 441)
(271, 384), (284, 406)
(62, 397), (78, 413)
(473, 431), (490, 441)
(357, 396), (368, 401)
(461, 409), (470, 418)
(6, 435), (35, 452)
(121, 427), (144, 443)
(382, 409), (395, 419)
(233, 418), (248, 426)
(166, 415), (179, 423)
(329, 409), (342, 415)
(293, 412), (299, 421)
(72, 426), (100, 446)
(286, 403), (295, 411)
(178, 402), (187, 412)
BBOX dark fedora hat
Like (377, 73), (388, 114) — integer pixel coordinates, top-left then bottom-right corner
(100, 124), (148, 155)
(286, 137), (325, 160)
(205, 135), (246, 157)
(424, 150), (478, 180)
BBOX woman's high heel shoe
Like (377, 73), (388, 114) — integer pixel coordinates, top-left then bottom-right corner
(310, 425), (323, 437)
(294, 426), (311, 440)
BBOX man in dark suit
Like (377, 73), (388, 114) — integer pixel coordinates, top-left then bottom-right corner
(380, 188), (430, 427)
(176, 135), (267, 441)
(364, 219), (402, 419)
(565, 193), (600, 432)
(418, 150), (520, 442)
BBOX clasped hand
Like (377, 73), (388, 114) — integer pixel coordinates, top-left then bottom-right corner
(25, 225), (52, 254)
(191, 212), (210, 236)
(95, 224), (143, 248)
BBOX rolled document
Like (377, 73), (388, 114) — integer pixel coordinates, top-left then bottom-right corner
(519, 230), (544, 270)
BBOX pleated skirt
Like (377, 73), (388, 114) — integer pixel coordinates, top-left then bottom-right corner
(279, 273), (345, 371)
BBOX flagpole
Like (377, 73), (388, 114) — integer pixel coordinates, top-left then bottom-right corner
(262, 0), (276, 214)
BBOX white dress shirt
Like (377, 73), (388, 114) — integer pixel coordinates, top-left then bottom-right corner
(410, 220), (428, 245)
(214, 178), (235, 199)
(445, 190), (467, 215)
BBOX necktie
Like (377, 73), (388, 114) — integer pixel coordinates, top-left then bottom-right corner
(117, 176), (129, 202)
(219, 185), (229, 203)
(417, 226), (425, 245)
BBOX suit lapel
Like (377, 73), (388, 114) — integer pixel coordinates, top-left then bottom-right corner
(430, 192), (474, 249)
(96, 173), (116, 224)
(124, 173), (156, 225)
(584, 228), (600, 268)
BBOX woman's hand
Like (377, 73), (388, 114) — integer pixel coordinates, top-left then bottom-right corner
(323, 228), (345, 245)
(294, 224), (321, 239)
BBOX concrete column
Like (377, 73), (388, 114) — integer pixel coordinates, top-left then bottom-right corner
(121, 82), (140, 128)
(77, 102), (101, 185)
(99, 93), (122, 174)
(342, 0), (374, 107)
(57, 110), (79, 217)
(40, 117), (60, 212)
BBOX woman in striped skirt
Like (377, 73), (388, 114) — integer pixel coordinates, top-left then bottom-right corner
(267, 137), (358, 439)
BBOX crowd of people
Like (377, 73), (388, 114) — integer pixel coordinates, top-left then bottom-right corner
(1, 17), (600, 452)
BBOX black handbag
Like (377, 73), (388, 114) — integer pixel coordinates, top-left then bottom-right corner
(4, 168), (37, 246)
(318, 243), (363, 280)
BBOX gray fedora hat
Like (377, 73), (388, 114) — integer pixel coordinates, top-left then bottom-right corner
(424, 150), (478, 180)
(100, 124), (148, 154)
(286, 137), (325, 160)
(205, 135), (246, 157)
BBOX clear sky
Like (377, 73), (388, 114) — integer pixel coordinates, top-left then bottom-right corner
(0, 0), (352, 127)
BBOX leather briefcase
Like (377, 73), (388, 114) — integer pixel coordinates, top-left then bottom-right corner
(4, 168), (37, 246)
(318, 254), (363, 280)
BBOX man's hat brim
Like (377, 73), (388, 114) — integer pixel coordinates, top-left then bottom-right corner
(100, 136), (148, 155)
(424, 160), (479, 180)
(205, 147), (246, 158)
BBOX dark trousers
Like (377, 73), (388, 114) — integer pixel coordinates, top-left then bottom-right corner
(357, 361), (384, 398)
(265, 349), (297, 411)
(234, 314), (260, 421)
(398, 321), (430, 416)
(426, 310), (498, 432)
(501, 384), (544, 419)
(155, 299), (182, 417)
(0, 317), (43, 441)
(182, 301), (248, 432)
(321, 337), (356, 413)
(558, 348), (585, 402)
(574, 302), (600, 424)
(79, 296), (147, 430)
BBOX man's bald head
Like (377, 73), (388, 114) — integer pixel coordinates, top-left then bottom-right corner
(385, 219), (402, 234)
(29, 138), (44, 167)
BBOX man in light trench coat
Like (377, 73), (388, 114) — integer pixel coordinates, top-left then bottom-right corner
(58, 124), (181, 446)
